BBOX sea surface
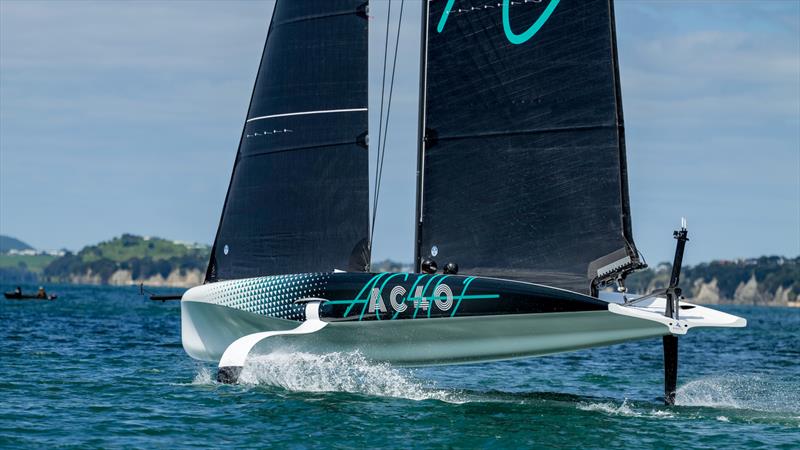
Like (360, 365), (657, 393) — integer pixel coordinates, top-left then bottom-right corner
(0, 284), (798, 449)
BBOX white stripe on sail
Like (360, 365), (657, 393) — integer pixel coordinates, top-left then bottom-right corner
(246, 108), (367, 123)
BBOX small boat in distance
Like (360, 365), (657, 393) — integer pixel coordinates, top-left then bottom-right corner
(138, 283), (183, 302)
(4, 286), (57, 301)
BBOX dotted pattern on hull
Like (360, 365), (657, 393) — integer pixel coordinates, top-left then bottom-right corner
(205, 273), (331, 321)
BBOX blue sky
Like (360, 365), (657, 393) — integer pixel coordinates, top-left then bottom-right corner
(1, 0), (798, 265)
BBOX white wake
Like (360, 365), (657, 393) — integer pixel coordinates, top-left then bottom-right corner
(231, 351), (466, 403)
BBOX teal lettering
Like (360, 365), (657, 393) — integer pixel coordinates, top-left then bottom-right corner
(437, 0), (561, 45)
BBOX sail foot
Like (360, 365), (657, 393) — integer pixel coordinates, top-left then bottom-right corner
(588, 247), (645, 293)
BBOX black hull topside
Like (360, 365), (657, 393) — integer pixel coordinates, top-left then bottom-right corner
(202, 272), (608, 324)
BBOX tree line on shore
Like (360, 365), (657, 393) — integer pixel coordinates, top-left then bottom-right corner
(0, 234), (209, 286)
(1, 235), (797, 304)
(625, 256), (798, 305)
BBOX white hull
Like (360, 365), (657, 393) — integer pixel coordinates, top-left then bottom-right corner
(182, 296), (706, 366)
(182, 276), (745, 368)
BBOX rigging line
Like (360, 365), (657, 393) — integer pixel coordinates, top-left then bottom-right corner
(373, 0), (406, 248)
(370, 0), (395, 263)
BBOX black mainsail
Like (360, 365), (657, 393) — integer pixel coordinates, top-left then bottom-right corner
(206, 1), (370, 282)
(416, 0), (642, 294)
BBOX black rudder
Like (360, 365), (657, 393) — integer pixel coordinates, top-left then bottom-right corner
(663, 335), (678, 405)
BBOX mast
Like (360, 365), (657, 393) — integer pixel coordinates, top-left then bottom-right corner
(413, 0), (430, 274)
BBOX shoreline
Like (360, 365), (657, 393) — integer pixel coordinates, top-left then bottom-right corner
(2, 281), (798, 308)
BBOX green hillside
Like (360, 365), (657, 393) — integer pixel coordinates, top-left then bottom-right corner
(0, 235), (34, 253)
(0, 254), (56, 272)
(1, 231), (796, 301)
(41, 234), (210, 283)
(626, 255), (798, 303)
(0, 235), (54, 282)
(77, 234), (206, 263)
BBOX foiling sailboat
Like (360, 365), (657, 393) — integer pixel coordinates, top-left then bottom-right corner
(181, 0), (745, 404)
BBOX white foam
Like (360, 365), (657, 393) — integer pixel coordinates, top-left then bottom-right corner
(716, 416), (730, 422)
(675, 375), (800, 413)
(235, 351), (467, 403)
(192, 367), (214, 385)
(579, 400), (680, 419)
(650, 409), (675, 418)
(676, 378), (740, 409)
(578, 399), (641, 417)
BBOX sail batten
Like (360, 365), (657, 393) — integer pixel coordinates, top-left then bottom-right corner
(246, 108), (368, 123)
(418, 0), (641, 295)
(426, 123), (620, 142)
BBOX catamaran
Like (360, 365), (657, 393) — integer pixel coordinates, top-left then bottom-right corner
(180, 0), (745, 404)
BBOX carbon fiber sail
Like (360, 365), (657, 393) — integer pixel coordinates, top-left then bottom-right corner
(206, 0), (369, 282)
(417, 0), (642, 294)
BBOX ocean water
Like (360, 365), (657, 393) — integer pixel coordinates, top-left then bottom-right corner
(0, 284), (798, 449)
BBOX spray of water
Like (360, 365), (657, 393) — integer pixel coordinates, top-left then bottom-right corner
(675, 375), (800, 414)
(208, 351), (467, 403)
(191, 357), (798, 417)
(577, 399), (678, 419)
(577, 399), (641, 417)
(192, 367), (214, 385)
(576, 374), (800, 419)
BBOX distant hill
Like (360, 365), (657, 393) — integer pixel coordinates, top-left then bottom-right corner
(40, 234), (211, 287)
(1, 232), (797, 303)
(371, 259), (414, 273)
(626, 256), (798, 306)
(0, 235), (34, 253)
(75, 234), (207, 263)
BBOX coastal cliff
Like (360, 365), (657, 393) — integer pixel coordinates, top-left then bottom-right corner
(2, 234), (797, 300)
(37, 234), (209, 288)
(67, 267), (205, 288)
(626, 256), (799, 307)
